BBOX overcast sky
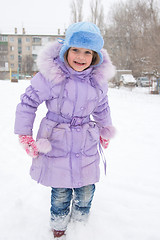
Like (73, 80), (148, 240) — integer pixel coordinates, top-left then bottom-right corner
(0, 0), (124, 35)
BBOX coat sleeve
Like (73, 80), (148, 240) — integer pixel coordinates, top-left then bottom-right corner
(14, 72), (51, 135)
(92, 85), (116, 139)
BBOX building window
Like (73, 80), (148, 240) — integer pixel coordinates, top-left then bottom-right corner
(10, 46), (14, 51)
(32, 54), (37, 60)
(10, 55), (14, 60)
(10, 37), (14, 42)
(26, 37), (30, 42)
(0, 62), (5, 67)
(0, 45), (8, 51)
(26, 46), (30, 51)
(32, 37), (41, 43)
(18, 47), (22, 54)
(18, 63), (21, 71)
(0, 36), (8, 42)
(18, 55), (22, 62)
(48, 37), (54, 42)
(11, 63), (14, 68)
(18, 38), (22, 44)
(0, 55), (7, 61)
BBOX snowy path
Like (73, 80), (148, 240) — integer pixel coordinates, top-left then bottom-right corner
(0, 80), (160, 240)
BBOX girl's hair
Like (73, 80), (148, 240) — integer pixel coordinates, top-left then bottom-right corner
(91, 51), (100, 66)
(65, 49), (100, 67)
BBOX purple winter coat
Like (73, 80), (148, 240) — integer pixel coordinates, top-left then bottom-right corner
(14, 41), (116, 188)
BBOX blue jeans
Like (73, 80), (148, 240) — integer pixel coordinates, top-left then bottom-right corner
(50, 184), (95, 231)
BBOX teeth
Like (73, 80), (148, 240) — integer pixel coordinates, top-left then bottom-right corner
(74, 61), (85, 65)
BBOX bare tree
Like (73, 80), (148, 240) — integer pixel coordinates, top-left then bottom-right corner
(70, 0), (84, 23)
(105, 0), (160, 76)
(90, 0), (105, 34)
(70, 0), (105, 34)
(22, 55), (34, 75)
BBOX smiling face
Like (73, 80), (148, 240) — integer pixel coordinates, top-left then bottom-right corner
(67, 47), (93, 72)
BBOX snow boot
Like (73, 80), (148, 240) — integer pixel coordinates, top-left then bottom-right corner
(52, 229), (66, 239)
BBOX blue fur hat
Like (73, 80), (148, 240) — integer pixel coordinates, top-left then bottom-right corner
(59, 22), (104, 66)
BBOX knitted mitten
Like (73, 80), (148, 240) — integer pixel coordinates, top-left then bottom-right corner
(19, 135), (39, 158)
(100, 136), (110, 149)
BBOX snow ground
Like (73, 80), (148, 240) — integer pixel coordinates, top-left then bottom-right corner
(0, 80), (160, 240)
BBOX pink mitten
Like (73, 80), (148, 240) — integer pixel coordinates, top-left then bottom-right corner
(19, 135), (39, 158)
(100, 136), (110, 149)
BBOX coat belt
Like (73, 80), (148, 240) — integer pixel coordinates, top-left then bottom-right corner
(46, 111), (90, 126)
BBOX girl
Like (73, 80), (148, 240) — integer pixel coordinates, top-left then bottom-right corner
(14, 22), (116, 239)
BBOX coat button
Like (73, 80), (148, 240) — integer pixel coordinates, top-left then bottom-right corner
(76, 128), (81, 132)
(76, 153), (79, 157)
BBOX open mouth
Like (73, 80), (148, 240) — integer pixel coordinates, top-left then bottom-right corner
(74, 61), (85, 66)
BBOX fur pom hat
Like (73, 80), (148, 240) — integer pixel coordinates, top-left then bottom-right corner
(59, 22), (104, 66)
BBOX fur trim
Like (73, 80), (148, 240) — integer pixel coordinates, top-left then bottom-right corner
(37, 41), (116, 85)
(36, 138), (52, 154)
(37, 41), (66, 83)
(92, 48), (116, 84)
(100, 126), (116, 139)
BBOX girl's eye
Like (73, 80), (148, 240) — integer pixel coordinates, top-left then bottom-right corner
(85, 51), (92, 55)
(72, 48), (78, 52)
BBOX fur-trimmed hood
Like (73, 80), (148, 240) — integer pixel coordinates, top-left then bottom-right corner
(37, 41), (116, 85)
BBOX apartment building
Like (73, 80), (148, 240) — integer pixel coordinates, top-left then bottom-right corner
(0, 28), (64, 79)
(0, 35), (8, 79)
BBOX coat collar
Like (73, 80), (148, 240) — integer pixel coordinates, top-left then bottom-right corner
(37, 41), (116, 85)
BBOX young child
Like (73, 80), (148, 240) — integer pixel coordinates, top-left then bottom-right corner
(14, 22), (116, 239)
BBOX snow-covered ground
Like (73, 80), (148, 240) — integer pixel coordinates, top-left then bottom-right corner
(0, 80), (160, 240)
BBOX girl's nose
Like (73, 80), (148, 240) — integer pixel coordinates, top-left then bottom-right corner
(77, 53), (85, 60)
